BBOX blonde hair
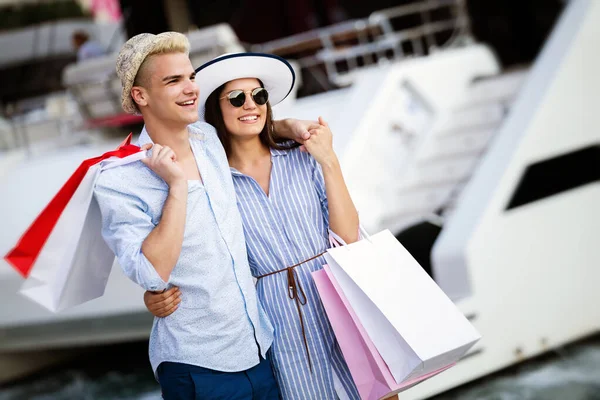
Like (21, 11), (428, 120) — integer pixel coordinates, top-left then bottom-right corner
(133, 33), (190, 87)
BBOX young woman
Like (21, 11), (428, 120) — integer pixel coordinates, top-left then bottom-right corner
(145, 53), (361, 399)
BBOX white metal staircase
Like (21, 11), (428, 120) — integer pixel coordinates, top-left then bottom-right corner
(380, 69), (530, 233)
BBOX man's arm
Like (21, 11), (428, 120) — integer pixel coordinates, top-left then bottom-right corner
(272, 118), (319, 143)
(94, 179), (171, 292)
(141, 180), (187, 282)
(94, 144), (187, 290)
(139, 144), (188, 282)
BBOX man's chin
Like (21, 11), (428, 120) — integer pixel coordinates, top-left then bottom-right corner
(182, 113), (199, 125)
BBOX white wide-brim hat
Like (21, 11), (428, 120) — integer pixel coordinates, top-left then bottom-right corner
(195, 52), (295, 119)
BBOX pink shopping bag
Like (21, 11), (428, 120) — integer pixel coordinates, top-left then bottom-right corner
(312, 265), (454, 400)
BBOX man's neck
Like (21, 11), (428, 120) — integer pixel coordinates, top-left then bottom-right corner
(229, 136), (270, 169)
(143, 117), (191, 157)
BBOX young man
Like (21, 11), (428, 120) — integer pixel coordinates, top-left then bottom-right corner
(94, 32), (314, 399)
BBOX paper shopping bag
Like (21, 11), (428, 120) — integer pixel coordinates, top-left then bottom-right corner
(312, 266), (453, 400)
(5, 133), (139, 277)
(19, 150), (146, 312)
(5, 135), (145, 312)
(324, 229), (481, 384)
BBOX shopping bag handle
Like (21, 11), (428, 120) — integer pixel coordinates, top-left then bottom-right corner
(100, 149), (149, 170)
(328, 225), (371, 248)
(328, 230), (344, 248)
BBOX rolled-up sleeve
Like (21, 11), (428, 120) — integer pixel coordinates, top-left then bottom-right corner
(94, 174), (168, 292)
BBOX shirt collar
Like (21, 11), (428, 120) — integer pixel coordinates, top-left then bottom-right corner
(230, 167), (243, 177)
(136, 123), (206, 148)
(270, 147), (290, 157)
(230, 147), (289, 177)
(136, 126), (153, 147)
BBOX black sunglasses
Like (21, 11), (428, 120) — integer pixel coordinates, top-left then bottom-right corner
(220, 87), (269, 107)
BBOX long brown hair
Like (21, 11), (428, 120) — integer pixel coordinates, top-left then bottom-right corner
(204, 80), (299, 157)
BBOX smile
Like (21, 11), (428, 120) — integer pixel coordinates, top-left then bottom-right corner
(239, 115), (259, 122)
(177, 99), (196, 106)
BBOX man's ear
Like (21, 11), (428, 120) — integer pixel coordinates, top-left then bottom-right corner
(131, 86), (148, 108)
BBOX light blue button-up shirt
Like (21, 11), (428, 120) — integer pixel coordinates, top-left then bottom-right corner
(94, 122), (274, 375)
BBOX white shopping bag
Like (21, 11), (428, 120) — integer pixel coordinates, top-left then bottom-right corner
(324, 228), (481, 384)
(19, 150), (147, 312)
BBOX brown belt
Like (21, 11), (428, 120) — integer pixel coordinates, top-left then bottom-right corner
(256, 252), (326, 373)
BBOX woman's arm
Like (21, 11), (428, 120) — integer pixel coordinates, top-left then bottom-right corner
(144, 287), (181, 317)
(304, 117), (359, 244)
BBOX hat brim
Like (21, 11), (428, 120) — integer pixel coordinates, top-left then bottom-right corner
(195, 53), (295, 119)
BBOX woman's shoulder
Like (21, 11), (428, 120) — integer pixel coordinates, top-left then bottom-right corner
(274, 146), (322, 181)
(275, 144), (314, 163)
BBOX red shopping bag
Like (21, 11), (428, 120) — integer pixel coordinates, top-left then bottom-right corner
(4, 134), (140, 277)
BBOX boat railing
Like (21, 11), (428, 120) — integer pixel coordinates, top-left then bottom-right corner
(252, 0), (471, 93)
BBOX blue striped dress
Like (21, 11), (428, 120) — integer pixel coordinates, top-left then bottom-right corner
(231, 147), (360, 400)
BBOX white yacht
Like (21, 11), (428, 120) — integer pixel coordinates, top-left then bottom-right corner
(0, 0), (598, 399)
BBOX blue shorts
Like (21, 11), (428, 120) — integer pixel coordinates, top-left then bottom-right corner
(157, 356), (281, 400)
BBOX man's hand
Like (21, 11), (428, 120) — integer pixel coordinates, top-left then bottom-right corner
(303, 116), (337, 166)
(144, 286), (181, 318)
(273, 118), (320, 149)
(141, 143), (186, 187)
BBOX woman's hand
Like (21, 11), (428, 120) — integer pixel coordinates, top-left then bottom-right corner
(303, 116), (338, 168)
(144, 286), (181, 317)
